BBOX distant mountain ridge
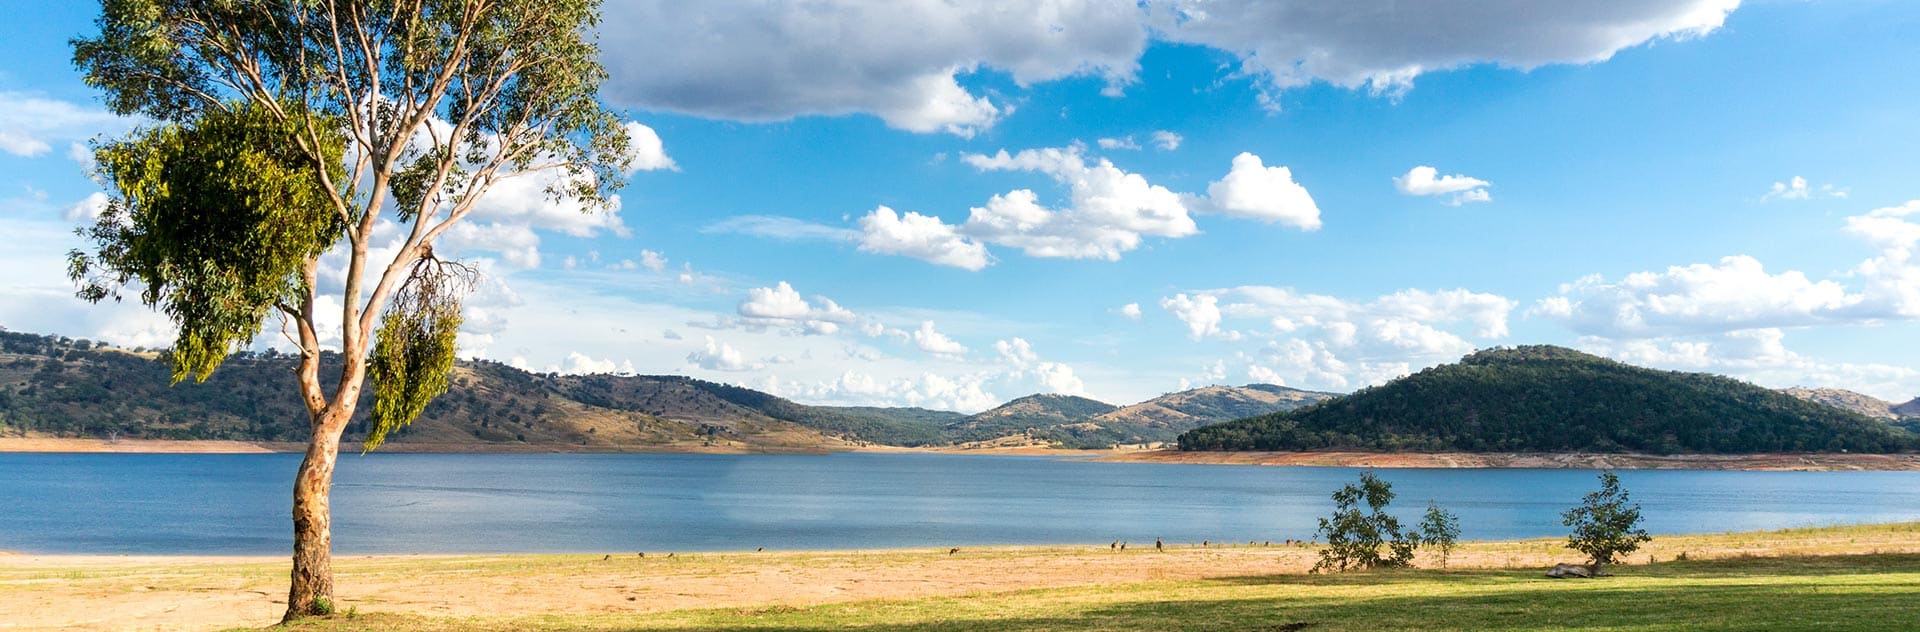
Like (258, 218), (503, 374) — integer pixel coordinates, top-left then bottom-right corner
(0, 328), (1312, 450)
(1181, 346), (1917, 454)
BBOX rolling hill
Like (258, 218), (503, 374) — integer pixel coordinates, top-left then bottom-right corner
(0, 329), (947, 450)
(1179, 346), (1917, 454)
(1781, 388), (1901, 420)
(0, 328), (1288, 450)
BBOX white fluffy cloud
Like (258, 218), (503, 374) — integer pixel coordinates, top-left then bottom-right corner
(687, 335), (762, 371)
(911, 320), (968, 356)
(1118, 302), (1143, 321)
(1535, 199), (1920, 337)
(1763, 176), (1846, 201)
(961, 146), (1198, 260)
(558, 351), (636, 375)
(1535, 256), (1858, 337)
(592, 3), (1735, 132)
(639, 250), (668, 272)
(431, 121), (675, 267)
(761, 148), (1315, 269)
(1162, 285), (1516, 392)
(1160, 293), (1222, 339)
(1534, 201), (1920, 399)
(736, 281), (860, 335)
(1194, 152), (1322, 229)
(62, 192), (112, 223)
(597, 1), (1148, 137)
(856, 206), (991, 271)
(1577, 328), (1920, 401)
(1394, 165), (1491, 205)
(1154, 1), (1740, 108)
(622, 121), (677, 171)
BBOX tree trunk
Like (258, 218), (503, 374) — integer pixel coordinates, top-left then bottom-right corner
(284, 426), (343, 621)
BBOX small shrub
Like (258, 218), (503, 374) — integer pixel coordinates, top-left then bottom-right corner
(1563, 470), (1651, 575)
(1312, 470), (1418, 573)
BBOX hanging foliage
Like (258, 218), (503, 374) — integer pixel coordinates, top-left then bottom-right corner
(364, 254), (473, 452)
(67, 101), (348, 383)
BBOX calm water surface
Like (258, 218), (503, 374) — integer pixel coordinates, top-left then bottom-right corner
(2, 452), (1918, 554)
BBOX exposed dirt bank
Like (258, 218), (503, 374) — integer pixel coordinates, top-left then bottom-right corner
(1099, 449), (1920, 471)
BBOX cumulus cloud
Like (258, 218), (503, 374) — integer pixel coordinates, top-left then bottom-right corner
(1118, 302), (1143, 321)
(1535, 201), (1920, 399)
(736, 281), (860, 334)
(591, 3), (1734, 132)
(1394, 165), (1491, 205)
(960, 146), (1197, 260)
(688, 335), (762, 371)
(597, 1), (1148, 137)
(744, 148), (1313, 270)
(1193, 152), (1321, 229)
(994, 337), (1040, 367)
(1763, 176), (1847, 201)
(639, 249), (668, 272)
(1533, 256), (1860, 337)
(1157, 284), (1516, 392)
(1153, 1), (1739, 108)
(1097, 136), (1141, 150)
(1576, 328), (1920, 402)
(1536, 199), (1920, 336)
(1160, 293), (1222, 339)
(622, 121), (677, 171)
(62, 192), (112, 223)
(856, 206), (991, 270)
(911, 320), (968, 356)
(559, 351), (636, 375)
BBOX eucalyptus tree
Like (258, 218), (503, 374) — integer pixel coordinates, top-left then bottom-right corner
(68, 0), (632, 620)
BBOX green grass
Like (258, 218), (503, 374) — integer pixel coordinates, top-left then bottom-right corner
(265, 552), (1920, 631)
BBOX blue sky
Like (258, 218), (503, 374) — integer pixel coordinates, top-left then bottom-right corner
(5, 1), (1920, 410)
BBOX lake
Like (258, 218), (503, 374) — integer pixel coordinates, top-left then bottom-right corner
(2, 452), (1918, 555)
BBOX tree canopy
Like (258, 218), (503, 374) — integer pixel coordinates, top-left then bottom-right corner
(1180, 346), (1916, 454)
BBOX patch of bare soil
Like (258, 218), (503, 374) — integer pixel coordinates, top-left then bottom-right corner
(1100, 449), (1920, 471)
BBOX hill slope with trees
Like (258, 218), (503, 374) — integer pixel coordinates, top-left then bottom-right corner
(1179, 346), (1917, 454)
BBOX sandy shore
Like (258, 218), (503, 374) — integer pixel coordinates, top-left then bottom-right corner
(1098, 449), (1920, 471)
(2, 522), (1916, 631)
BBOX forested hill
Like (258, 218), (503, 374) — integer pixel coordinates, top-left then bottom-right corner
(1179, 346), (1918, 454)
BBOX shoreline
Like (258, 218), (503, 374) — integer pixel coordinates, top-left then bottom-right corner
(5, 437), (1919, 470)
(1098, 449), (1920, 471)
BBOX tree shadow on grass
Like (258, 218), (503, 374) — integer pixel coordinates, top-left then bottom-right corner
(269, 554), (1920, 632)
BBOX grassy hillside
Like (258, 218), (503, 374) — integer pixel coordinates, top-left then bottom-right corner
(0, 330), (914, 450)
(1781, 387), (1900, 420)
(946, 394), (1120, 447)
(1180, 346), (1916, 454)
(1094, 384), (1332, 432)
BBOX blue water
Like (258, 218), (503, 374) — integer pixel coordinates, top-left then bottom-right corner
(2, 452), (1918, 554)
